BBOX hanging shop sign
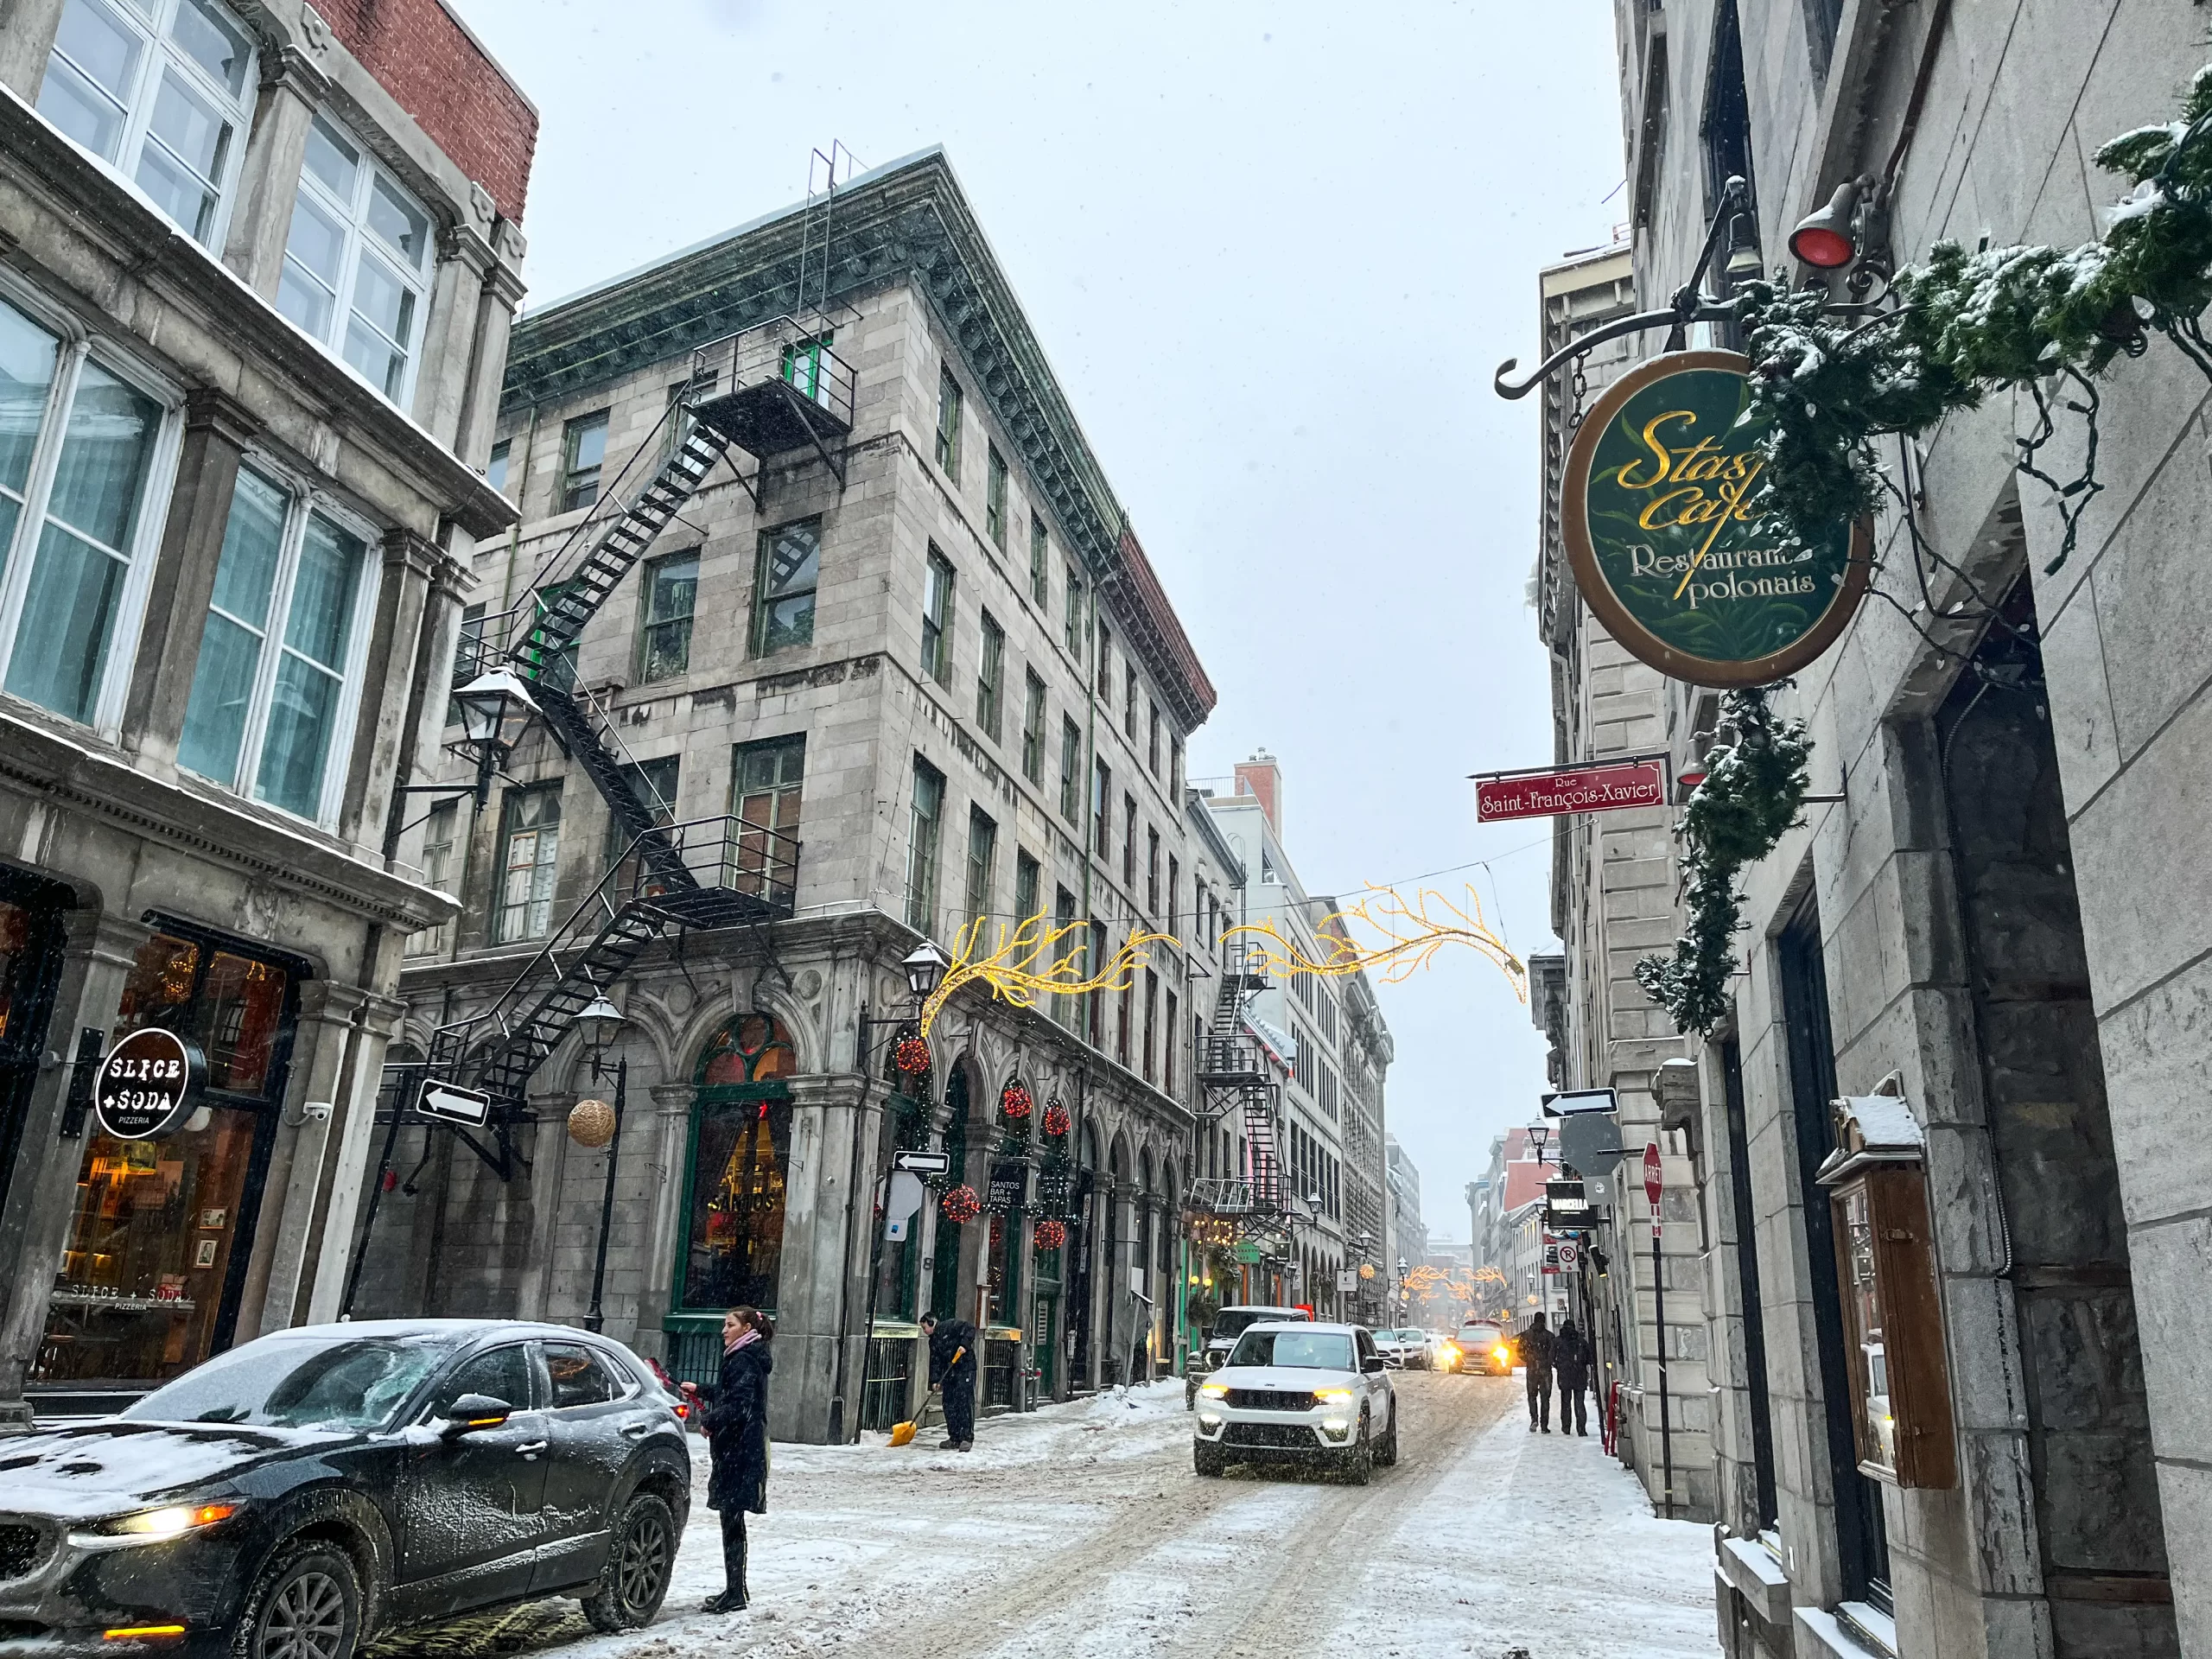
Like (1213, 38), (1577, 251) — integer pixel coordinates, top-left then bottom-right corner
(986, 1160), (1026, 1214)
(1474, 758), (1665, 823)
(93, 1027), (207, 1141)
(1563, 351), (1872, 687)
(1541, 1234), (1562, 1276)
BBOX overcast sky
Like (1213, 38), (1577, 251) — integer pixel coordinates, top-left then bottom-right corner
(454, 0), (1628, 1245)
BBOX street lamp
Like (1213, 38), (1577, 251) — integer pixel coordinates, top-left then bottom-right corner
(573, 984), (630, 1334)
(902, 939), (951, 1002)
(576, 990), (626, 1073)
(450, 668), (532, 807)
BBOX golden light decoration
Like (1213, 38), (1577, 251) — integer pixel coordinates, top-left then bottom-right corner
(917, 912), (1180, 1039)
(1223, 884), (1526, 1003)
(568, 1098), (617, 1148)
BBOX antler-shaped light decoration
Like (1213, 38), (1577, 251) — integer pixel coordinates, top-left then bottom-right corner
(1223, 884), (1527, 1002)
(917, 912), (1183, 1039)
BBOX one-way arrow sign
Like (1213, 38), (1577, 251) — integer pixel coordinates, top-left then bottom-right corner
(893, 1148), (950, 1175)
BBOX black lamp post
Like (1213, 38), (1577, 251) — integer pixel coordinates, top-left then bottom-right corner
(450, 667), (532, 808)
(576, 988), (627, 1334)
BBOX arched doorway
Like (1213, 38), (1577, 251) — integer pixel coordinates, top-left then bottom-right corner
(929, 1062), (973, 1323)
(666, 1013), (797, 1382)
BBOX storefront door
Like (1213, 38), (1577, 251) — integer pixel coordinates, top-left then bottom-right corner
(34, 923), (303, 1395)
(0, 868), (72, 1223)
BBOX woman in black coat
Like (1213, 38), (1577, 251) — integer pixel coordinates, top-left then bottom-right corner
(682, 1306), (772, 1613)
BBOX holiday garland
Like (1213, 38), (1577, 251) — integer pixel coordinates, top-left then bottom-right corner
(1033, 1218), (1067, 1251)
(1001, 1079), (1033, 1121)
(1042, 1099), (1071, 1138)
(893, 1033), (931, 1075)
(939, 1183), (982, 1224)
(1737, 64), (2212, 580)
(1634, 688), (1811, 1034)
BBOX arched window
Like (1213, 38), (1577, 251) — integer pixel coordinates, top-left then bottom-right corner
(674, 1014), (797, 1321)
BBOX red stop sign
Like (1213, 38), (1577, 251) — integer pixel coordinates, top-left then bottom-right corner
(1643, 1141), (1662, 1210)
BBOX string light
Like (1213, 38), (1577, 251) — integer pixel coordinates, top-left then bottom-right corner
(1223, 884), (1528, 1002)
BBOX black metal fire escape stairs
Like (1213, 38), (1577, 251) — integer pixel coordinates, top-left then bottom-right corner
(410, 317), (860, 1169)
(1187, 946), (1290, 1241)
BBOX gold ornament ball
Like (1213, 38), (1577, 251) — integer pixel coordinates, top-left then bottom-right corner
(1357, 1262), (1376, 1281)
(569, 1097), (617, 1148)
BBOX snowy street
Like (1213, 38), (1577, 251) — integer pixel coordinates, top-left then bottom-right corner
(366, 1374), (1718, 1659)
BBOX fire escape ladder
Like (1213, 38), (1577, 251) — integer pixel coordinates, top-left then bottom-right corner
(518, 674), (696, 898)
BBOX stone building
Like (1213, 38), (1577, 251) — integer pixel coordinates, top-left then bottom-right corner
(0, 0), (530, 1421)
(354, 149), (1223, 1444)
(1532, 239), (1715, 1520)
(1568, 2), (2212, 1655)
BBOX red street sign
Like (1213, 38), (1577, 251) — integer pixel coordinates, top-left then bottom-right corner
(1473, 759), (1666, 823)
(1643, 1141), (1663, 1240)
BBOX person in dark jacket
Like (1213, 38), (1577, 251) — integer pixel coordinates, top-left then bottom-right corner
(919, 1311), (977, 1451)
(1520, 1312), (1555, 1433)
(1554, 1319), (1594, 1436)
(681, 1306), (772, 1613)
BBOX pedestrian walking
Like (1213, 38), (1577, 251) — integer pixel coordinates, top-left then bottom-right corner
(920, 1310), (978, 1451)
(1554, 1318), (1594, 1436)
(1520, 1312), (1555, 1433)
(681, 1306), (772, 1613)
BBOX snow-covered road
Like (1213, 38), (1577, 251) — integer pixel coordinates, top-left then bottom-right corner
(366, 1374), (1718, 1659)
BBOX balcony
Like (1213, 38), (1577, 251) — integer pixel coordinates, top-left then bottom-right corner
(687, 315), (856, 464)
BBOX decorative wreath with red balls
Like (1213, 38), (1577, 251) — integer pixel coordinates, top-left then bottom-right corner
(1042, 1099), (1071, 1138)
(1001, 1079), (1033, 1120)
(894, 1033), (931, 1075)
(1033, 1218), (1068, 1250)
(939, 1183), (982, 1224)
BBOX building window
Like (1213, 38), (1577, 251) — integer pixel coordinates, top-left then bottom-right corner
(976, 609), (1004, 742)
(525, 582), (578, 692)
(1166, 855), (1179, 930)
(1014, 849), (1040, 922)
(1147, 702), (1161, 776)
(1146, 827), (1160, 917)
(1170, 735), (1183, 798)
(1096, 623), (1113, 698)
(1124, 665), (1139, 739)
(405, 798), (461, 957)
(40, 0), (256, 249)
(660, 370), (716, 466)
(494, 785), (563, 943)
(921, 548), (955, 684)
(177, 467), (374, 823)
(1116, 976), (1131, 1067)
(638, 550), (698, 682)
(779, 331), (831, 402)
(905, 757), (944, 934)
(1060, 716), (1083, 823)
(1122, 796), (1137, 887)
(1092, 760), (1111, 859)
(1020, 669), (1046, 783)
(731, 734), (803, 902)
(985, 445), (1007, 547)
(934, 368), (963, 479)
(1054, 886), (1079, 1030)
(1800, 0), (1844, 78)
(275, 111), (432, 404)
(485, 440), (511, 499)
(1029, 515), (1049, 606)
(1143, 968), (1158, 1084)
(555, 410), (608, 512)
(0, 300), (170, 729)
(606, 753), (679, 889)
(964, 806), (997, 929)
(1165, 988), (1179, 1096)
(1064, 564), (1084, 658)
(753, 517), (819, 656)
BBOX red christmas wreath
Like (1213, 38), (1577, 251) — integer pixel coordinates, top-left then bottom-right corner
(1001, 1081), (1033, 1120)
(1033, 1218), (1068, 1250)
(894, 1034), (931, 1075)
(939, 1183), (982, 1224)
(1042, 1099), (1071, 1138)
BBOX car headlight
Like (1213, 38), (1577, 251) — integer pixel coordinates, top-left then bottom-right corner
(1494, 1346), (1511, 1363)
(1319, 1418), (1352, 1440)
(1197, 1413), (1222, 1430)
(69, 1502), (240, 1549)
(1313, 1388), (1356, 1403)
(1198, 1382), (1229, 1400)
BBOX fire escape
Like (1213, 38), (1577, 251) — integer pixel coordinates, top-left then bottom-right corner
(1186, 945), (1292, 1251)
(415, 302), (858, 1167)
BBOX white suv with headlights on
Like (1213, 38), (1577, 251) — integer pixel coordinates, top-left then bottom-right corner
(1192, 1322), (1398, 1483)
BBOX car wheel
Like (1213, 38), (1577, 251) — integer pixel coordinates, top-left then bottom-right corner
(1341, 1412), (1372, 1486)
(1194, 1441), (1226, 1478)
(582, 1491), (677, 1633)
(1376, 1407), (1400, 1468)
(233, 1539), (361, 1659)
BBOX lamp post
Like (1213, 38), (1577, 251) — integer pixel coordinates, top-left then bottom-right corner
(840, 936), (950, 1443)
(574, 988), (627, 1334)
(449, 668), (532, 809)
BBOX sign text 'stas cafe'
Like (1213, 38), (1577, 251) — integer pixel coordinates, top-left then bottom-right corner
(1477, 350), (1871, 825)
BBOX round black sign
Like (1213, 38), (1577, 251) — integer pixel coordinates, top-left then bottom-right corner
(93, 1027), (207, 1141)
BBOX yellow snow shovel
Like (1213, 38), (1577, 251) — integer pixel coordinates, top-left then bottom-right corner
(888, 1345), (962, 1447)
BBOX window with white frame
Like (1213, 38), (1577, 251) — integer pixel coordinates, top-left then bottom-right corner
(0, 293), (175, 730)
(175, 464), (376, 823)
(276, 111), (434, 405)
(39, 0), (257, 249)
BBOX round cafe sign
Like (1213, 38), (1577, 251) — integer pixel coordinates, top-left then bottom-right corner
(93, 1027), (207, 1141)
(1563, 350), (1871, 687)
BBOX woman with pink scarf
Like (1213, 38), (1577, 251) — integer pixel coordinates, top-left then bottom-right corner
(681, 1306), (772, 1612)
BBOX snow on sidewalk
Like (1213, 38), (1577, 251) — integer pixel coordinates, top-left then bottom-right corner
(1328, 1411), (1719, 1658)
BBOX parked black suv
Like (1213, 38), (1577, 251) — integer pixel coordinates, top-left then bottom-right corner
(0, 1319), (690, 1657)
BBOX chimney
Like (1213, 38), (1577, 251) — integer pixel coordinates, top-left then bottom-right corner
(1234, 749), (1282, 836)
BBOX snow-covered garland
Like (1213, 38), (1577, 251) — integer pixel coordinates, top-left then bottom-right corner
(1633, 688), (1811, 1035)
(1738, 63), (2212, 581)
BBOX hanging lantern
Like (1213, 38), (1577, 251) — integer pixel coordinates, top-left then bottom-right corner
(568, 1098), (617, 1148)
(939, 1183), (982, 1224)
(1042, 1098), (1071, 1138)
(1033, 1218), (1068, 1250)
(894, 1033), (932, 1075)
(1001, 1078), (1033, 1121)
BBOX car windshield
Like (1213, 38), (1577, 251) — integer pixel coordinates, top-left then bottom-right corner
(1460, 1325), (1499, 1342)
(1229, 1328), (1356, 1370)
(124, 1333), (465, 1431)
(1213, 1309), (1299, 1341)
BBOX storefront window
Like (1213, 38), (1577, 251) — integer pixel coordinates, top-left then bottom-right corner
(677, 1014), (798, 1316)
(35, 927), (296, 1390)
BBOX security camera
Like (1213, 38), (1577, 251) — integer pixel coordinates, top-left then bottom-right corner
(303, 1100), (334, 1122)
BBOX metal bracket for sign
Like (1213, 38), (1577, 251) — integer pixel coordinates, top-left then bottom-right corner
(57, 1027), (103, 1140)
(1468, 753), (1673, 785)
